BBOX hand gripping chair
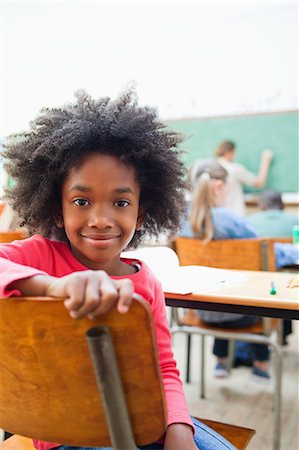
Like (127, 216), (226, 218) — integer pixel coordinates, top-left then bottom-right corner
(0, 296), (255, 450)
(172, 237), (285, 450)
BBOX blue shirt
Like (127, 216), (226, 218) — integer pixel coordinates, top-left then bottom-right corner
(181, 207), (258, 239)
(247, 209), (298, 238)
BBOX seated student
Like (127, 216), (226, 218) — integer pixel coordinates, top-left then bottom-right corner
(248, 189), (299, 344)
(248, 189), (299, 238)
(181, 160), (271, 380)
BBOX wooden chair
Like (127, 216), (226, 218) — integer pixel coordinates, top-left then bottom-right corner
(172, 236), (284, 450)
(174, 235), (294, 272)
(174, 236), (270, 269)
(0, 421), (255, 450)
(0, 296), (255, 450)
(0, 230), (27, 243)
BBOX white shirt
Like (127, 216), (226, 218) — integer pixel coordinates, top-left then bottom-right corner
(218, 157), (257, 216)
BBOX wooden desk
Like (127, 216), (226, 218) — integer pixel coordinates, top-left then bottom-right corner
(165, 270), (299, 320)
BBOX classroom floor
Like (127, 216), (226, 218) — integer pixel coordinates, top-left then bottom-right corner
(171, 316), (299, 450)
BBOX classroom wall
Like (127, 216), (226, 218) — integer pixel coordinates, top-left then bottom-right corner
(167, 111), (298, 193)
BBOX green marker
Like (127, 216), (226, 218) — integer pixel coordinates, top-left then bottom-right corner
(270, 281), (277, 295)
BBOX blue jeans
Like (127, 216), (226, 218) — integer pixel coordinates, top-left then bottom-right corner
(56, 416), (237, 449)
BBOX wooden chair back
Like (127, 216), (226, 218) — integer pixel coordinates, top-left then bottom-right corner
(0, 230), (27, 243)
(0, 297), (167, 447)
(174, 237), (269, 270)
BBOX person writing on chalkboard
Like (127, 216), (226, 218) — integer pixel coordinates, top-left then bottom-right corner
(213, 140), (273, 216)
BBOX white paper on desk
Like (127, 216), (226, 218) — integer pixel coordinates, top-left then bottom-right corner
(160, 265), (247, 295)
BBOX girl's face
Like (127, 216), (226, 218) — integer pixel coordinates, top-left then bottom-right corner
(60, 153), (144, 275)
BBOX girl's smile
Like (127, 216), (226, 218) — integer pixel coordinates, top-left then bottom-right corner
(80, 232), (122, 249)
(60, 153), (144, 275)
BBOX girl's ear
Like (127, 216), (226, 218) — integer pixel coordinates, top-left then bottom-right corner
(55, 217), (64, 228)
(136, 207), (145, 231)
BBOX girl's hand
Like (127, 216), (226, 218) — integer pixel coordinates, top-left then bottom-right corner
(33, 271), (135, 319)
(9, 270), (136, 318)
(163, 423), (197, 450)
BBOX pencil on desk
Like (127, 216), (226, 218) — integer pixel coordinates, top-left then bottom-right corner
(270, 281), (277, 295)
(287, 277), (299, 288)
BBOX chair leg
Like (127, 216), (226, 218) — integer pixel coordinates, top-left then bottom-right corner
(169, 307), (179, 327)
(186, 334), (192, 383)
(277, 319), (284, 346)
(227, 339), (235, 371)
(200, 335), (206, 399)
(273, 345), (283, 450)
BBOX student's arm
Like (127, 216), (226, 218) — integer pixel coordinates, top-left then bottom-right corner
(148, 277), (197, 447)
(164, 423), (197, 450)
(2, 258), (134, 318)
(254, 150), (273, 188)
(212, 208), (258, 239)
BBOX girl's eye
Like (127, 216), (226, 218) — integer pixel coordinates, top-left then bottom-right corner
(114, 200), (129, 208)
(73, 198), (90, 207)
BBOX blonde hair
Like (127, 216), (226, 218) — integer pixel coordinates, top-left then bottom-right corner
(190, 160), (227, 241)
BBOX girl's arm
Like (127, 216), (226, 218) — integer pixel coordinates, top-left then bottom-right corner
(2, 258), (135, 318)
(149, 278), (196, 447)
(164, 423), (197, 450)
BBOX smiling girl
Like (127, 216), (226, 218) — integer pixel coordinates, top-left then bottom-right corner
(1, 89), (237, 450)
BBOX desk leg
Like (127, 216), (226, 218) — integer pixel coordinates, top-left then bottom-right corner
(186, 334), (192, 383)
(200, 335), (205, 399)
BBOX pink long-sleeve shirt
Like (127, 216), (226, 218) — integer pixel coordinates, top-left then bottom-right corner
(0, 235), (194, 450)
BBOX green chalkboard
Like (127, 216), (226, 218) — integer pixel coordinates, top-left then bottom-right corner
(167, 111), (298, 192)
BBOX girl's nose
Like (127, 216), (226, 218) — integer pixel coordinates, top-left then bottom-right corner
(87, 206), (113, 228)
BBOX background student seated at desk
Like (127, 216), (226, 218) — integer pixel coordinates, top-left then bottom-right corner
(180, 160), (298, 379)
(248, 189), (299, 344)
(248, 189), (299, 238)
